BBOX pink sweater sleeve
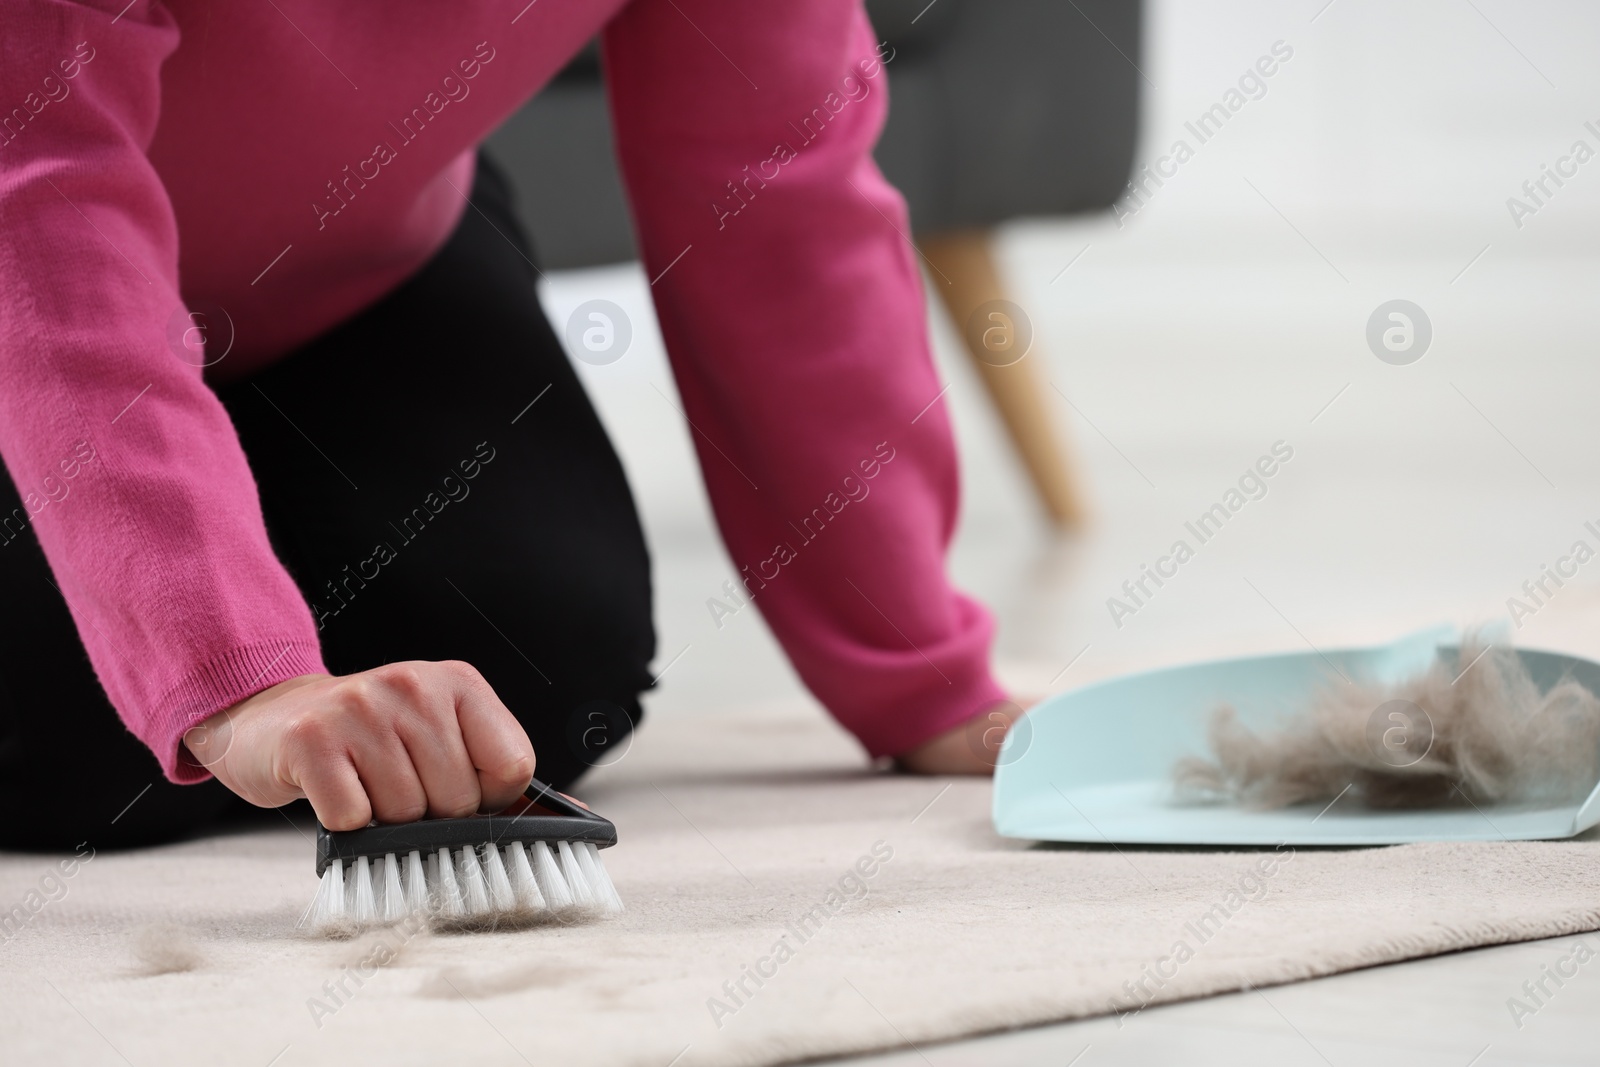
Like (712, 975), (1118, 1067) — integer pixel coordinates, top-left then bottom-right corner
(603, 0), (1007, 756)
(0, 1), (325, 782)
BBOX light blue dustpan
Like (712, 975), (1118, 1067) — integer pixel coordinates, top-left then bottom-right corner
(993, 627), (1600, 845)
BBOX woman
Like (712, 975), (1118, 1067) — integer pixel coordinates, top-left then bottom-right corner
(0, 0), (1014, 850)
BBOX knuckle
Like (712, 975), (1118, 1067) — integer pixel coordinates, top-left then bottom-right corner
(443, 659), (487, 690)
(334, 675), (380, 717)
(374, 662), (427, 700)
(281, 713), (334, 756)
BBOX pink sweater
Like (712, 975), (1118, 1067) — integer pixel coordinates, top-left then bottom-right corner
(0, 0), (1005, 782)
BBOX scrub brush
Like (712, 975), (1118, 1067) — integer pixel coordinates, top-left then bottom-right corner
(304, 777), (623, 935)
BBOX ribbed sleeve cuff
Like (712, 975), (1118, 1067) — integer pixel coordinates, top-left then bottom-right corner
(147, 639), (327, 784)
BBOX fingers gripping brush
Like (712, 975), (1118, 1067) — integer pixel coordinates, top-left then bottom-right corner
(304, 778), (623, 935)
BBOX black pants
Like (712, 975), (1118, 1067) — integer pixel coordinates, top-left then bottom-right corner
(0, 155), (655, 851)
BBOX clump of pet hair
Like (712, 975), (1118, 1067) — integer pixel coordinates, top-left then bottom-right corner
(1173, 640), (1600, 810)
(130, 922), (203, 975)
(417, 962), (584, 999)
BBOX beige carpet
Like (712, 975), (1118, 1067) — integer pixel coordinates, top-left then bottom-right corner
(3, 702), (1599, 1067)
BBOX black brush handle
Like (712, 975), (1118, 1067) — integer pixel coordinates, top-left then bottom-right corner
(519, 776), (595, 819)
(315, 813), (617, 875)
(312, 776), (616, 875)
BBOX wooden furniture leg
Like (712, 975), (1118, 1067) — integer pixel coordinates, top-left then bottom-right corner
(920, 229), (1087, 529)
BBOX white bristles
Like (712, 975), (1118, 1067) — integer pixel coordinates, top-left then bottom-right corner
(577, 842), (625, 914)
(435, 847), (465, 918)
(481, 844), (516, 911)
(381, 854), (406, 922)
(457, 846), (492, 916)
(556, 841), (595, 909)
(458, 846), (491, 916)
(505, 842), (547, 913)
(307, 836), (620, 935)
(344, 858), (358, 913)
(405, 850), (430, 914)
(307, 857), (346, 930)
(351, 856), (378, 923)
(530, 840), (575, 910)
(369, 855), (386, 916)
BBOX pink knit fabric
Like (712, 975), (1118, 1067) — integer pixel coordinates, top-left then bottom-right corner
(0, 0), (1005, 783)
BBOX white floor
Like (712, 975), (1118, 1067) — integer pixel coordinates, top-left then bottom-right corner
(829, 931), (1600, 1066)
(535, 1), (1600, 1060)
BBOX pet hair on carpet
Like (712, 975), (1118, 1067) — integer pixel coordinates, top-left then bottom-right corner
(341, 927), (422, 969)
(1173, 640), (1600, 809)
(130, 922), (203, 975)
(418, 962), (588, 999)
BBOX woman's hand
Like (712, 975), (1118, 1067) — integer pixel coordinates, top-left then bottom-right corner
(895, 698), (1031, 775)
(182, 661), (535, 831)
